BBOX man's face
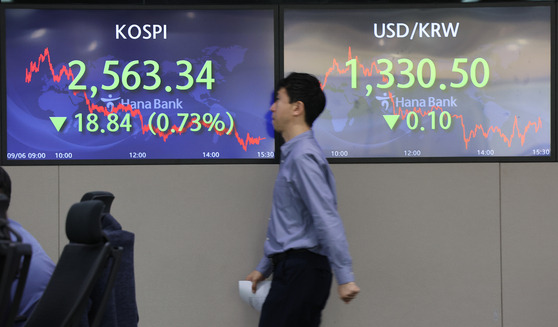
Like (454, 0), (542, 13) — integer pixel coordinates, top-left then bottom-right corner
(270, 88), (295, 133)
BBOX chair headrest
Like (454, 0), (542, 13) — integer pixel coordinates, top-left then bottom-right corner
(81, 191), (114, 214)
(66, 200), (106, 244)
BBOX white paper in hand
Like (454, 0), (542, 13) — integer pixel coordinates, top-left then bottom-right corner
(238, 280), (271, 312)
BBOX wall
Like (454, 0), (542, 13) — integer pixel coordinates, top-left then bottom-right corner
(4, 162), (557, 327)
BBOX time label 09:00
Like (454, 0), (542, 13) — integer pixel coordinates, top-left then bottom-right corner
(6, 152), (73, 160)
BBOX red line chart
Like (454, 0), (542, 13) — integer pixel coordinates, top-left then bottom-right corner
(321, 47), (544, 149)
(25, 48), (266, 151)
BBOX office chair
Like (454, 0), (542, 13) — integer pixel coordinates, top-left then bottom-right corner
(80, 191), (139, 327)
(24, 200), (122, 327)
(0, 194), (32, 327)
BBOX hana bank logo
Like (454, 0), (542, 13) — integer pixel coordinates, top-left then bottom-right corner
(100, 94), (122, 109)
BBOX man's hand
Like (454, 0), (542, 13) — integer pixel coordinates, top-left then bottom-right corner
(246, 270), (265, 294)
(338, 282), (360, 303)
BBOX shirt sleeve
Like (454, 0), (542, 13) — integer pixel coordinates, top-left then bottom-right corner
(291, 153), (355, 285)
(255, 255), (273, 279)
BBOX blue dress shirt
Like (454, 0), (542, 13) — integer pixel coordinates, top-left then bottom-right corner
(9, 218), (55, 326)
(256, 130), (355, 285)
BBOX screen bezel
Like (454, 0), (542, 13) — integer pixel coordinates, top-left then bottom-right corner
(1, 2), (556, 165)
(0, 4), (280, 166)
(279, 2), (556, 163)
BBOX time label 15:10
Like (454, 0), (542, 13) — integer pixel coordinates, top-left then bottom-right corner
(346, 57), (490, 90)
(68, 59), (215, 95)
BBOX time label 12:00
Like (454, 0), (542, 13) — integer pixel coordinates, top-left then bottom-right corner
(68, 59), (215, 97)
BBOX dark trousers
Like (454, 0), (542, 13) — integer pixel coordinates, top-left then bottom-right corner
(258, 250), (332, 327)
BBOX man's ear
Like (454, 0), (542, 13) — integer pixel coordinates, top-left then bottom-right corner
(292, 101), (305, 117)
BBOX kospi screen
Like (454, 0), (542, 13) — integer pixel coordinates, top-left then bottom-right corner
(283, 4), (554, 161)
(1, 7), (276, 164)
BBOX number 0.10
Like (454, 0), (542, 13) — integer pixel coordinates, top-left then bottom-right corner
(406, 110), (452, 131)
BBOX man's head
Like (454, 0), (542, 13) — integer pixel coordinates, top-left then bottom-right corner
(0, 167), (12, 206)
(275, 72), (326, 128)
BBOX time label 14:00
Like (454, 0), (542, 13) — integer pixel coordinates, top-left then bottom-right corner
(68, 59), (215, 97)
(346, 57), (489, 90)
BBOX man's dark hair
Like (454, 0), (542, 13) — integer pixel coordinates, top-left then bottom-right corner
(277, 72), (326, 127)
(0, 167), (12, 207)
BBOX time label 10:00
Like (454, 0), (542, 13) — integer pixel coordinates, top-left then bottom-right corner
(68, 59), (215, 96)
(346, 57), (489, 90)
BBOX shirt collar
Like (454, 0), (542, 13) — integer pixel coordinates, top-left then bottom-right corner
(280, 130), (313, 159)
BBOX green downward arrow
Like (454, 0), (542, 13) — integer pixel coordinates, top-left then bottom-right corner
(383, 115), (400, 130)
(50, 117), (67, 132)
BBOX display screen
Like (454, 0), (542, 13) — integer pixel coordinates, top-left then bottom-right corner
(1, 7), (276, 163)
(283, 4), (554, 161)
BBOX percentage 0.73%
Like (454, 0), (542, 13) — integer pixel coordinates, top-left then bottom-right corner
(147, 112), (235, 135)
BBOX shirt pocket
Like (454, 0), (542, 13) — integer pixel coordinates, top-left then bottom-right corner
(273, 177), (293, 209)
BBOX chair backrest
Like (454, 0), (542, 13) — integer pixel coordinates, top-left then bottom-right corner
(81, 191), (139, 327)
(0, 193), (8, 220)
(0, 194), (32, 327)
(24, 200), (122, 327)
